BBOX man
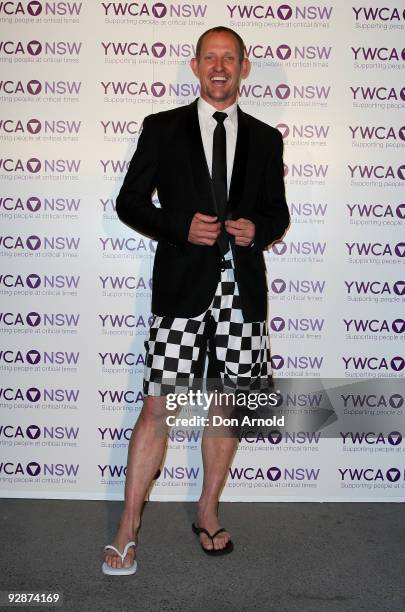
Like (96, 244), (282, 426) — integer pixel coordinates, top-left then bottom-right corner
(102, 26), (289, 575)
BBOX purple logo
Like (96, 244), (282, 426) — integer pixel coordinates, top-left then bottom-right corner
(150, 82), (166, 97)
(151, 42), (166, 58)
(27, 120), (41, 134)
(26, 236), (41, 250)
(272, 241), (287, 255)
(392, 319), (405, 334)
(268, 430), (283, 444)
(395, 243), (405, 257)
(270, 317), (285, 331)
(26, 462), (41, 476)
(386, 468), (401, 482)
(271, 355), (284, 370)
(270, 279), (286, 293)
(390, 394), (404, 409)
(27, 41), (42, 56)
(277, 123), (289, 138)
(26, 158), (41, 173)
(276, 44), (291, 59)
(26, 197), (41, 212)
(394, 281), (405, 296)
(27, 1), (43, 16)
(26, 274), (41, 289)
(278, 5), (292, 19)
(26, 350), (41, 365)
(26, 312), (41, 327)
(27, 387), (41, 402)
(388, 431), (402, 446)
(391, 357), (405, 372)
(267, 466), (282, 480)
(27, 80), (42, 95)
(276, 84), (290, 99)
(398, 165), (405, 180)
(152, 2), (167, 18)
(26, 425), (41, 439)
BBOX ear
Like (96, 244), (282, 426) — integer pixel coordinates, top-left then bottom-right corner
(190, 57), (199, 78)
(240, 57), (251, 80)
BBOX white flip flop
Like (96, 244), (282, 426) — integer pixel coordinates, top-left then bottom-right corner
(101, 541), (137, 575)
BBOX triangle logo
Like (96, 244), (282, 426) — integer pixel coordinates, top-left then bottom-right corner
(277, 45), (291, 60)
(28, 40), (42, 56)
(27, 80), (41, 95)
(27, 312), (41, 327)
(386, 468), (400, 482)
(271, 279), (286, 293)
(26, 235), (41, 250)
(267, 466), (282, 480)
(26, 274), (41, 289)
(27, 119), (41, 134)
(271, 355), (284, 369)
(389, 394), (403, 409)
(152, 43), (166, 58)
(391, 357), (404, 371)
(276, 84), (290, 99)
(27, 158), (41, 173)
(151, 82), (165, 97)
(28, 1), (43, 16)
(27, 387), (41, 402)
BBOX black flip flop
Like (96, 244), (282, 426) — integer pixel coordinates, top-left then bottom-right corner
(192, 523), (234, 555)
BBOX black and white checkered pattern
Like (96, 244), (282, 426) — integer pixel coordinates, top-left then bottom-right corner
(143, 262), (272, 396)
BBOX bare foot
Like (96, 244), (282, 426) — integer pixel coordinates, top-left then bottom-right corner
(196, 502), (231, 551)
(103, 523), (139, 570)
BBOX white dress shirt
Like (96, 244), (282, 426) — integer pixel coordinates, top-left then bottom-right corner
(197, 97), (238, 261)
(197, 96), (238, 197)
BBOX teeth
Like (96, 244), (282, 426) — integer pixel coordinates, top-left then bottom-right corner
(211, 76), (227, 81)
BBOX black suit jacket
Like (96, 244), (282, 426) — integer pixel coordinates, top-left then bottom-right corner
(116, 99), (289, 322)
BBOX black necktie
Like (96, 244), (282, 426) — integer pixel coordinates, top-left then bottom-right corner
(212, 111), (229, 255)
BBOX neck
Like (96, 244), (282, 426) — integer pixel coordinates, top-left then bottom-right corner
(200, 94), (237, 111)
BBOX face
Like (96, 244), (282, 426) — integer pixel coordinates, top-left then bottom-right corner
(191, 31), (250, 110)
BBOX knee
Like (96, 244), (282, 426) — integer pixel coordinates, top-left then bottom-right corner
(139, 395), (169, 424)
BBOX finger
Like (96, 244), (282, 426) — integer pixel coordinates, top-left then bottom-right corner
(195, 225), (220, 238)
(195, 213), (218, 222)
(198, 221), (221, 230)
(235, 237), (251, 246)
(226, 219), (250, 229)
(199, 237), (217, 246)
(226, 225), (245, 236)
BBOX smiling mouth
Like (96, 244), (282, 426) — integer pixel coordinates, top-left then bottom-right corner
(210, 76), (228, 83)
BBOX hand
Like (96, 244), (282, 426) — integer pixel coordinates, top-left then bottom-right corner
(225, 218), (255, 246)
(188, 213), (221, 246)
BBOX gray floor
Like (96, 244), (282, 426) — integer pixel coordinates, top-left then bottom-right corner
(1, 499), (404, 612)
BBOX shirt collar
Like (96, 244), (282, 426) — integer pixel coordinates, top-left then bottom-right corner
(197, 97), (238, 126)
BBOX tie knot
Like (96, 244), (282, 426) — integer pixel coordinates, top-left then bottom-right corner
(213, 111), (227, 125)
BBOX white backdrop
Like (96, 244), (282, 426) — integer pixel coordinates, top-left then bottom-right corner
(0, 0), (404, 501)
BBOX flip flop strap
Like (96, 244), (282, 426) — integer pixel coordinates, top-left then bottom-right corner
(195, 525), (226, 540)
(211, 528), (226, 539)
(194, 526), (212, 539)
(104, 541), (136, 561)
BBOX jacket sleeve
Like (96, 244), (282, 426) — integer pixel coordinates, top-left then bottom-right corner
(115, 114), (194, 245)
(245, 128), (290, 252)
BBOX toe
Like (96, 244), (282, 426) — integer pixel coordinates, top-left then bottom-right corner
(200, 534), (213, 550)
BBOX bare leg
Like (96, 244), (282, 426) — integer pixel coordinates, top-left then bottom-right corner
(103, 395), (169, 569)
(197, 394), (239, 551)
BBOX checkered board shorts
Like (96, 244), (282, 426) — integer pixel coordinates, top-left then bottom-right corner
(143, 262), (273, 396)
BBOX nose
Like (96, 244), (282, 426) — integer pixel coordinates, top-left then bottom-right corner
(213, 57), (225, 71)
